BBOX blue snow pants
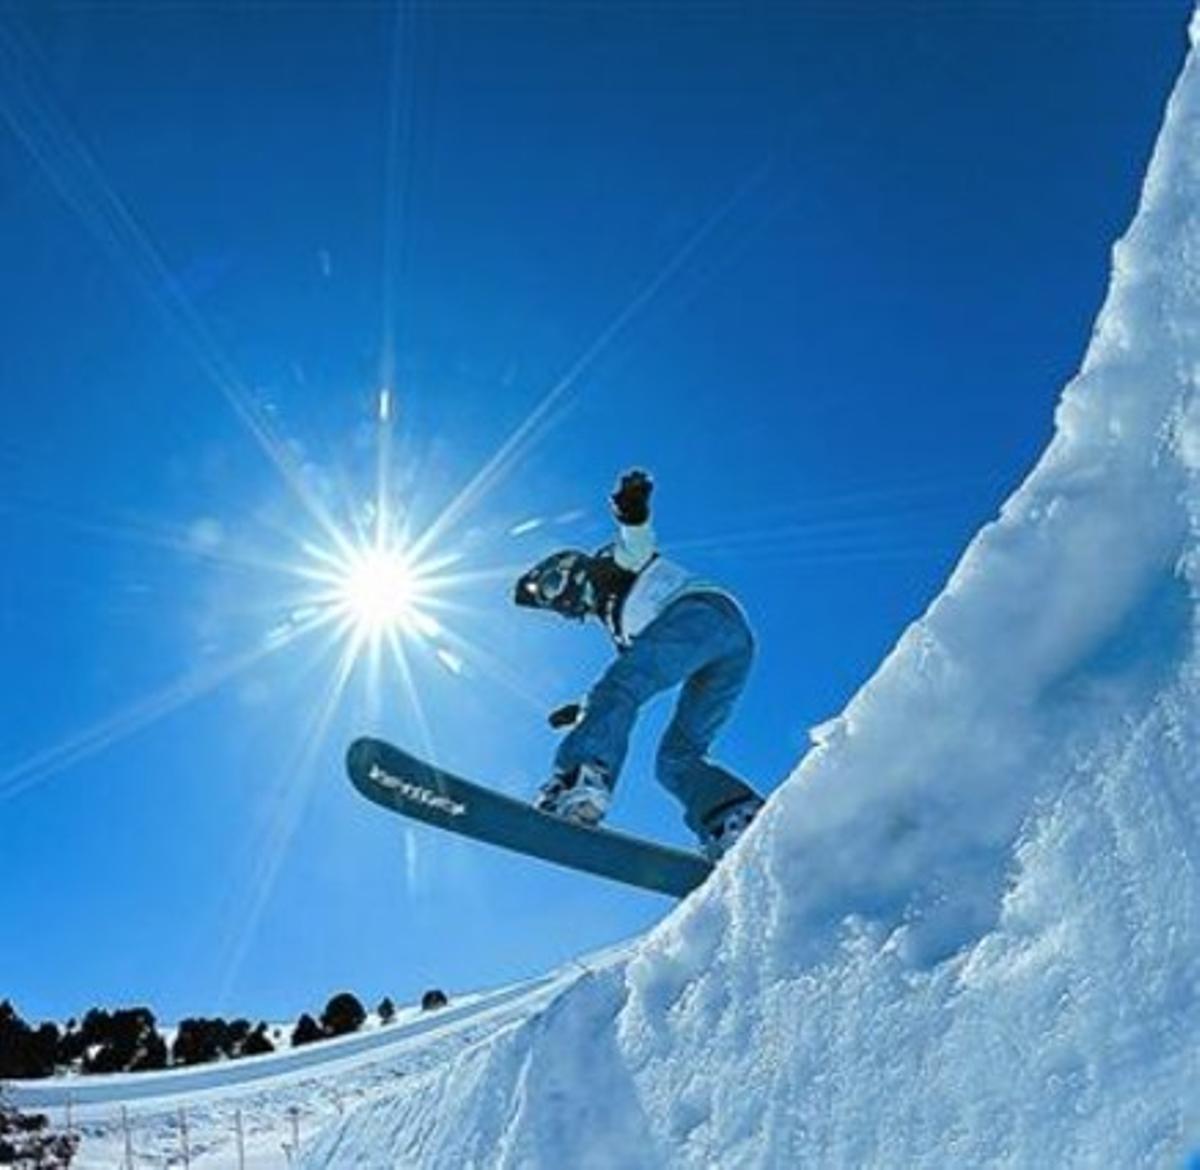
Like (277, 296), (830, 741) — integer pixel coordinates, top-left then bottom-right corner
(554, 592), (759, 835)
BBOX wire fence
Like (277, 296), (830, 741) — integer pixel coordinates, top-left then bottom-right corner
(24, 1089), (344, 1169)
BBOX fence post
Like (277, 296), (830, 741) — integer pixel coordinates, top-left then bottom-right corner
(235, 1107), (246, 1170)
(178, 1105), (190, 1169)
(281, 1104), (300, 1165)
(121, 1104), (133, 1170)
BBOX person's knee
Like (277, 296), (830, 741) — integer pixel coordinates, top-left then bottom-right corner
(589, 671), (644, 717)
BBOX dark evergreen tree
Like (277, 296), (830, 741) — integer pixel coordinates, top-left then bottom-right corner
(291, 1013), (323, 1047)
(241, 1022), (275, 1057)
(421, 989), (449, 1011)
(376, 997), (396, 1024)
(83, 1008), (160, 1074)
(0, 1001), (58, 1078)
(78, 1008), (112, 1049)
(0, 999), (32, 1077)
(320, 993), (366, 1037)
(226, 1019), (252, 1056)
(172, 1018), (235, 1066)
(130, 1028), (168, 1072)
(171, 1019), (205, 1066)
(32, 1023), (61, 1076)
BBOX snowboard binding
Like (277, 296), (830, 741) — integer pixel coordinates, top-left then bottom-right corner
(699, 796), (762, 861)
(535, 762), (613, 826)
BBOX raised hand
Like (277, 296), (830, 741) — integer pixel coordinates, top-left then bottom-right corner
(610, 469), (653, 525)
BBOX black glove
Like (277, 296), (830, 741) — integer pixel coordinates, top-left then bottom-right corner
(611, 469), (653, 526)
(548, 702), (583, 730)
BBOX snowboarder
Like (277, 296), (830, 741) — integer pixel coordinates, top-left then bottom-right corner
(514, 469), (763, 860)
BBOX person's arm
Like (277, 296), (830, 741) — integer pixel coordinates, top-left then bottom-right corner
(610, 469), (656, 571)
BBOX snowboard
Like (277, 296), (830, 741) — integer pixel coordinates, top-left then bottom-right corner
(346, 736), (713, 898)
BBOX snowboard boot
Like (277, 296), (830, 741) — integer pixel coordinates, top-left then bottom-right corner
(699, 796), (763, 861)
(535, 762), (612, 826)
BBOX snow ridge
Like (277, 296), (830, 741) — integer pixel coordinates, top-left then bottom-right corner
(304, 13), (1200, 1168)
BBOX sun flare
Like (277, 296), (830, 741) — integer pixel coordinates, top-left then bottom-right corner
(338, 547), (422, 636)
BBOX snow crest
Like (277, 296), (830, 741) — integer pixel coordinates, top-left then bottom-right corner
(304, 16), (1200, 1169)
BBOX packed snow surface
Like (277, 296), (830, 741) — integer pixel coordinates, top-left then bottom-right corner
(299, 10), (1200, 1170)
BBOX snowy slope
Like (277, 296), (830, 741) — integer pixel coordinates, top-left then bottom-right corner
(299, 10), (1200, 1170)
(1, 965), (612, 1168)
(7, 992), (510, 1114)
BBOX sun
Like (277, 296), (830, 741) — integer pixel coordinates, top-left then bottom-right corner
(334, 545), (425, 639)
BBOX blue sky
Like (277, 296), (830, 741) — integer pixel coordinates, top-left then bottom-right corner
(0, 1), (1191, 1024)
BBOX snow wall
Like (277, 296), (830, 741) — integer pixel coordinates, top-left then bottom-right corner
(305, 13), (1200, 1168)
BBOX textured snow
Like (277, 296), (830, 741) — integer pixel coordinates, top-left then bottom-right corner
(301, 15), (1200, 1169)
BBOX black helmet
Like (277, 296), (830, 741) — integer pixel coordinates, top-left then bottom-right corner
(513, 549), (597, 620)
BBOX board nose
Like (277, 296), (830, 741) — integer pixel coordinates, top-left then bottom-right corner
(345, 736), (378, 776)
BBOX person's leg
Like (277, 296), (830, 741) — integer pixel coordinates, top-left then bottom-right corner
(553, 598), (722, 788)
(656, 602), (760, 834)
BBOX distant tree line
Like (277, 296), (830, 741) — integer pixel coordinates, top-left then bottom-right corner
(172, 1018), (274, 1066)
(0, 988), (449, 1080)
(0, 1002), (167, 1079)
